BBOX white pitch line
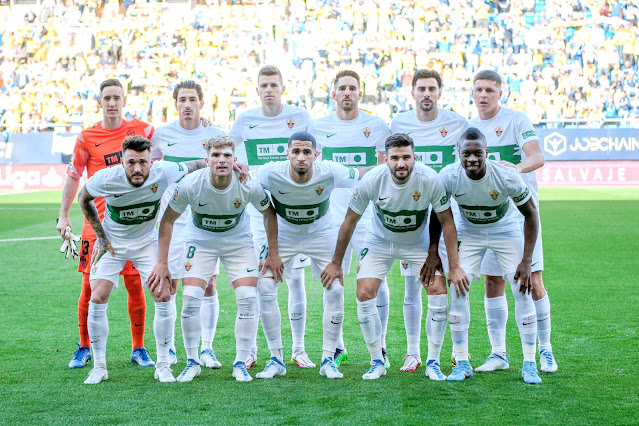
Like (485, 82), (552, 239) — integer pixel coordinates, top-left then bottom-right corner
(0, 236), (61, 243)
(0, 190), (43, 196)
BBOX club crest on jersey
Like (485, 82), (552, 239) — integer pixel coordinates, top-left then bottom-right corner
(233, 198), (242, 208)
(401, 260), (409, 270)
(412, 190), (421, 201)
(127, 129), (136, 136)
(150, 183), (159, 193)
(286, 118), (295, 129)
(440, 126), (448, 137)
(495, 126), (504, 137)
(489, 190), (500, 200)
(315, 185), (324, 195)
(185, 261), (193, 271)
(362, 127), (371, 138)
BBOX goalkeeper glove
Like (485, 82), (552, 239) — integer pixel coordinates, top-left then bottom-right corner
(59, 226), (81, 259)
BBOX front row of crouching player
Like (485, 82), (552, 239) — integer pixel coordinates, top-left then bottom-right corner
(78, 129), (544, 385)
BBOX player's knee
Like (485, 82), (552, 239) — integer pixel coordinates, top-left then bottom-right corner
(324, 283), (344, 307)
(485, 275), (506, 297)
(426, 276), (447, 296)
(356, 287), (375, 302)
(257, 279), (278, 305)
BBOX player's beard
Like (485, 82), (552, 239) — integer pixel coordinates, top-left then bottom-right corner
(126, 171), (149, 187)
(339, 98), (355, 112)
(391, 164), (413, 182)
(418, 99), (434, 112)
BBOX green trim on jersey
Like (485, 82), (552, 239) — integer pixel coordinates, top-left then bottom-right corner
(322, 146), (377, 166)
(164, 155), (202, 162)
(513, 187), (530, 204)
(192, 211), (244, 233)
(374, 206), (427, 233)
(458, 201), (510, 224)
(272, 196), (330, 225)
(106, 200), (161, 225)
(414, 145), (456, 172)
(486, 145), (521, 164)
(245, 138), (289, 165)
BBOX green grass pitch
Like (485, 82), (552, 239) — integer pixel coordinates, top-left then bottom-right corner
(0, 187), (637, 424)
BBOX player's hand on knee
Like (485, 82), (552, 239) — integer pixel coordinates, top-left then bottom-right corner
(448, 266), (470, 297)
(514, 262), (532, 295)
(420, 252), (443, 287)
(321, 262), (343, 289)
(148, 263), (171, 293)
(91, 237), (114, 266)
(263, 254), (284, 283)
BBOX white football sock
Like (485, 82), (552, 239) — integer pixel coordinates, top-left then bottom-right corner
(234, 286), (258, 365)
(181, 286), (204, 362)
(154, 300), (173, 365)
(257, 277), (282, 353)
(322, 280), (343, 361)
(507, 274), (537, 363)
(426, 294), (447, 362)
(377, 278), (390, 350)
(287, 267), (306, 353)
(357, 298), (383, 362)
(534, 293), (553, 352)
(169, 293), (177, 353)
(200, 293), (219, 351)
(404, 275), (423, 357)
(87, 302), (108, 367)
(485, 295), (508, 355)
(449, 288), (470, 362)
(336, 332), (345, 351)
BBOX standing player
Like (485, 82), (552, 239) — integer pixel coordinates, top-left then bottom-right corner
(255, 132), (364, 380)
(390, 69), (469, 375)
(229, 65), (314, 369)
(308, 69), (390, 369)
(438, 128), (542, 384)
(149, 136), (283, 382)
(321, 133), (468, 380)
(77, 136), (206, 384)
(57, 79), (154, 369)
(470, 70), (557, 373)
(151, 80), (225, 369)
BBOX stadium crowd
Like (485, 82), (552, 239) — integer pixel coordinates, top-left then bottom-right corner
(1, 0), (639, 133)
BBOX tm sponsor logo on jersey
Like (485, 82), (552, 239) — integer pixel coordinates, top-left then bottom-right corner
(104, 151), (122, 167)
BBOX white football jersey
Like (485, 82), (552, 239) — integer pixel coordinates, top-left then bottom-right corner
(350, 163), (450, 244)
(151, 120), (226, 227)
(439, 160), (531, 237)
(309, 111), (390, 226)
(85, 161), (188, 247)
(229, 104), (312, 168)
(169, 168), (270, 244)
(256, 160), (358, 236)
(469, 107), (539, 202)
(391, 108), (469, 172)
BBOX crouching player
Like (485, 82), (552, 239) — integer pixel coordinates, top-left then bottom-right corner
(148, 136), (283, 382)
(321, 133), (469, 380)
(78, 136), (206, 384)
(438, 128), (541, 384)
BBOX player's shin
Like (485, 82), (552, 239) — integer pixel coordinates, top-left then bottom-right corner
(485, 295), (508, 355)
(534, 294), (552, 351)
(154, 301), (173, 365)
(123, 274), (146, 350)
(181, 286), (205, 362)
(357, 298), (383, 362)
(377, 279), (390, 350)
(449, 289), (470, 361)
(426, 294), (448, 362)
(87, 302), (109, 367)
(235, 286), (258, 364)
(201, 293), (219, 351)
(404, 275), (423, 357)
(78, 274), (91, 347)
(322, 281), (344, 361)
(169, 293), (177, 354)
(507, 275), (537, 362)
(287, 268), (307, 353)
(258, 277), (283, 358)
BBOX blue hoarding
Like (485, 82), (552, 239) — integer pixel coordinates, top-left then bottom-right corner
(537, 128), (639, 161)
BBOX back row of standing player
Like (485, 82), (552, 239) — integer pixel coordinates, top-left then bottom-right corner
(61, 64), (558, 384)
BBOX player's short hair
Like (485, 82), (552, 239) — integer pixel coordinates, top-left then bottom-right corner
(288, 131), (316, 149)
(122, 135), (151, 153)
(473, 70), (502, 87)
(458, 127), (487, 149)
(412, 69), (442, 89)
(204, 135), (235, 154)
(258, 65), (283, 83)
(333, 70), (361, 88)
(385, 133), (414, 153)
(173, 80), (204, 101)
(99, 79), (124, 96)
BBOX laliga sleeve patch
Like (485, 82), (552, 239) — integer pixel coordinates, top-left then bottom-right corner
(172, 188), (179, 202)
